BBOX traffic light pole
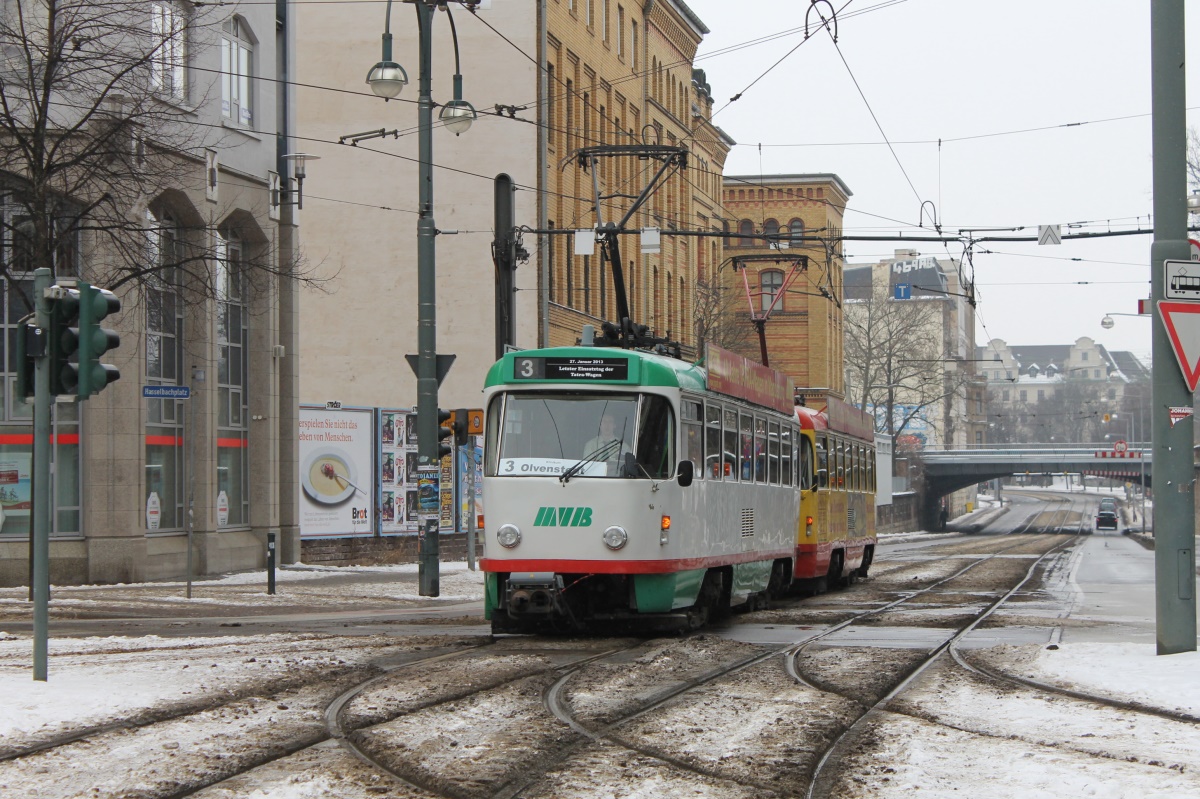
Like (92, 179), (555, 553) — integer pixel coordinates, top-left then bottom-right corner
(31, 267), (52, 681)
(1150, 0), (1196, 654)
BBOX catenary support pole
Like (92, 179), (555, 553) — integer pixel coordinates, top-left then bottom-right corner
(1150, 0), (1196, 654)
(415, 1), (440, 597)
(32, 267), (52, 681)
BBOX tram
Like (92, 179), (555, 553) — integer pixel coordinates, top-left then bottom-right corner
(479, 343), (877, 633)
(794, 399), (877, 588)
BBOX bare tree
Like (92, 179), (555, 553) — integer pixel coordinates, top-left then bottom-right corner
(844, 282), (969, 446)
(0, 0), (317, 315)
(693, 268), (755, 357)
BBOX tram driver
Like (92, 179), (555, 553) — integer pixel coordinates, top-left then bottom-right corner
(584, 413), (631, 476)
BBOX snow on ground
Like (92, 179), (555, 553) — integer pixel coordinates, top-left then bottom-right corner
(1023, 642), (1200, 714)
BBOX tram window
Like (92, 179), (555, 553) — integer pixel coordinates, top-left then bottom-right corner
(635, 394), (675, 479)
(801, 435), (815, 490)
(723, 408), (739, 481)
(816, 435), (828, 488)
(682, 400), (703, 476)
(739, 413), (754, 481)
(494, 392), (637, 478)
(706, 404), (724, 478)
(754, 417), (767, 483)
(867, 448), (875, 493)
(853, 445), (862, 491)
(781, 425), (793, 487)
(484, 395), (504, 476)
(768, 421), (781, 484)
(835, 439), (845, 490)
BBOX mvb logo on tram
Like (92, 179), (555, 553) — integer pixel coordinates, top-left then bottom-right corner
(533, 507), (594, 527)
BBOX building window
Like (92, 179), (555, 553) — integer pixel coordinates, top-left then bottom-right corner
(587, 0), (594, 28)
(631, 21), (638, 70)
(145, 212), (186, 531)
(1037, 389), (1045, 401)
(1002, 389), (1010, 401)
(216, 230), (249, 527)
(1093, 369), (1100, 378)
(602, 0), (609, 41)
(789, 218), (804, 245)
(1108, 388), (1117, 400)
(763, 218), (779, 246)
(151, 3), (187, 101)
(738, 219), (755, 247)
(0, 195), (81, 541)
(761, 269), (783, 311)
(617, 6), (624, 57)
(1019, 390), (1027, 402)
(221, 18), (252, 125)
(1082, 351), (1089, 361)
(975, 431), (983, 446)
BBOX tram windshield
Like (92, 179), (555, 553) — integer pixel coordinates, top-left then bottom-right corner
(487, 392), (675, 479)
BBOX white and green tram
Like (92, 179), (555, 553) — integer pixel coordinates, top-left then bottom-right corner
(481, 346), (803, 633)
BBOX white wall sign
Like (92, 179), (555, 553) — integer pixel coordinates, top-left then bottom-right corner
(146, 491), (161, 531)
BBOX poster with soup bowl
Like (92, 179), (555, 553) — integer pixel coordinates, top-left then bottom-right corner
(299, 405), (375, 538)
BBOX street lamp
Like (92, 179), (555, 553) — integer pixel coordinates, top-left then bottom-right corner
(1100, 311), (1150, 329)
(366, 0), (478, 597)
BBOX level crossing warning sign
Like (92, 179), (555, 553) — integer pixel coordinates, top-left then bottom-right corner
(1158, 300), (1200, 391)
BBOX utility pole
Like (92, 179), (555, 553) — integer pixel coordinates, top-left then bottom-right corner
(1150, 0), (1196, 654)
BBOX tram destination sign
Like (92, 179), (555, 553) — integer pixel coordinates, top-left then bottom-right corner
(513, 355), (629, 381)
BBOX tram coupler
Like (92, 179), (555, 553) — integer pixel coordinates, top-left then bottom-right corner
(505, 572), (565, 617)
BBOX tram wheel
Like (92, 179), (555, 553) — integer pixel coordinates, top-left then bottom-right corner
(827, 551), (845, 589)
(856, 545), (874, 579)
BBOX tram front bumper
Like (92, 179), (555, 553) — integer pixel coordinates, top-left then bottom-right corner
(505, 572), (564, 617)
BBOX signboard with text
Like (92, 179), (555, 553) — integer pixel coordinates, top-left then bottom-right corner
(299, 405), (374, 538)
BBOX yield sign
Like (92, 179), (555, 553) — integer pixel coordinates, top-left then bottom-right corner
(1158, 301), (1200, 390)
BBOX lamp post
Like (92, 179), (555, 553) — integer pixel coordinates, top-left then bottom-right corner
(367, 0), (477, 596)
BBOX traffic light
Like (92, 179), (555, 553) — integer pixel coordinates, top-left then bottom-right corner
(14, 319), (42, 401)
(75, 281), (121, 399)
(454, 408), (470, 447)
(438, 409), (454, 459)
(48, 286), (80, 397)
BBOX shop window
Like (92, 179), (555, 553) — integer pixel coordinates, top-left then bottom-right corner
(216, 229), (249, 527)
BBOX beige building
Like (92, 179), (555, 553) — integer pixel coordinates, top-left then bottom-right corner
(294, 1), (729, 415)
(978, 338), (1150, 444)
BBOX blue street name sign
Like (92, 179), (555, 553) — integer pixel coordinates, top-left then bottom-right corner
(143, 385), (191, 399)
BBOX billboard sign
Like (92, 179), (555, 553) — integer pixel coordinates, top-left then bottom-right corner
(299, 406), (374, 538)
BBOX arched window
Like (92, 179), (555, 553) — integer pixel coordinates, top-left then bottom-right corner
(146, 210), (186, 531)
(763, 218), (779, 246)
(221, 17), (254, 126)
(761, 269), (784, 311)
(738, 219), (755, 247)
(788, 218), (804, 245)
(216, 228), (249, 527)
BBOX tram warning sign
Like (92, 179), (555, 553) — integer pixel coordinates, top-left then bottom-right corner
(1165, 259), (1200, 299)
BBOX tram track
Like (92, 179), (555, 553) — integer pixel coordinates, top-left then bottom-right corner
(463, 533), (1080, 798)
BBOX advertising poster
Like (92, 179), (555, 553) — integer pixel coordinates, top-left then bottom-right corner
(0, 455), (32, 518)
(457, 436), (484, 531)
(379, 407), (458, 535)
(299, 406), (374, 538)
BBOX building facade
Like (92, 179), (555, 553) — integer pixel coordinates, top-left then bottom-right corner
(719, 173), (851, 399)
(0, 2), (300, 586)
(979, 338), (1150, 444)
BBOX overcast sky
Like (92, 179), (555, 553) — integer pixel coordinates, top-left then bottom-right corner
(684, 0), (1200, 366)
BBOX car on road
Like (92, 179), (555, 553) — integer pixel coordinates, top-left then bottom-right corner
(1095, 508), (1119, 531)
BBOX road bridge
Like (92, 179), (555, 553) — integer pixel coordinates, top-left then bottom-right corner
(918, 444), (1149, 527)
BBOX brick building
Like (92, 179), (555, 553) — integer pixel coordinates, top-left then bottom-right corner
(544, 0), (733, 352)
(718, 174), (852, 400)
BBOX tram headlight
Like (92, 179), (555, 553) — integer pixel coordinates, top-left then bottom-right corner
(602, 525), (628, 550)
(496, 524), (522, 548)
